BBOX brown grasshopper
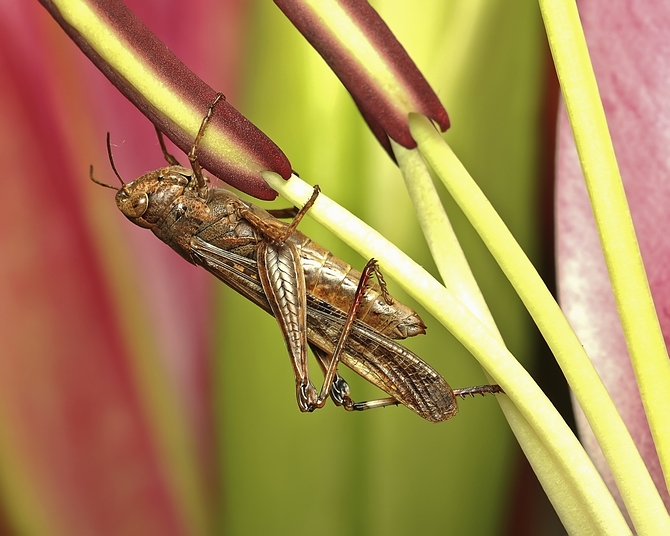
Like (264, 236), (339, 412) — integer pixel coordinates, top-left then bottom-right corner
(91, 93), (502, 423)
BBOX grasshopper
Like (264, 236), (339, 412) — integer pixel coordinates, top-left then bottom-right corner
(91, 94), (501, 422)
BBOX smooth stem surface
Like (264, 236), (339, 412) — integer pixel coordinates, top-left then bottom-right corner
(540, 0), (670, 500)
(409, 114), (669, 534)
(392, 141), (604, 532)
(391, 141), (494, 324)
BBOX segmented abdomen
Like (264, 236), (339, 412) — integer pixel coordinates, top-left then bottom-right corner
(289, 232), (426, 340)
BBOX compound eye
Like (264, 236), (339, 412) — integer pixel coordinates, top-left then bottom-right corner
(174, 172), (191, 186)
(120, 192), (149, 218)
(162, 171), (190, 186)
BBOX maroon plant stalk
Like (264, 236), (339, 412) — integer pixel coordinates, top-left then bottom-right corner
(274, 0), (449, 155)
(39, 0), (292, 200)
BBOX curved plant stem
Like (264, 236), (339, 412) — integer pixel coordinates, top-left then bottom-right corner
(263, 170), (630, 535)
(409, 113), (669, 534)
(391, 141), (493, 323)
(540, 0), (670, 507)
(391, 141), (603, 532)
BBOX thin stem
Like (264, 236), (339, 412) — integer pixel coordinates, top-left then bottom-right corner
(409, 113), (669, 535)
(540, 0), (670, 510)
(391, 141), (605, 532)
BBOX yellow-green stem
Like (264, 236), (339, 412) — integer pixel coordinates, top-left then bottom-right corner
(409, 114), (669, 534)
(540, 0), (670, 499)
(391, 141), (606, 532)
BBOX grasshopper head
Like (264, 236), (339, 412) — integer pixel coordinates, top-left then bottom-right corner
(114, 165), (195, 229)
(90, 133), (201, 230)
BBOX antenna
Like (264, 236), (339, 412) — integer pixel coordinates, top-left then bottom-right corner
(106, 132), (125, 185)
(89, 165), (118, 190)
(89, 133), (127, 190)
